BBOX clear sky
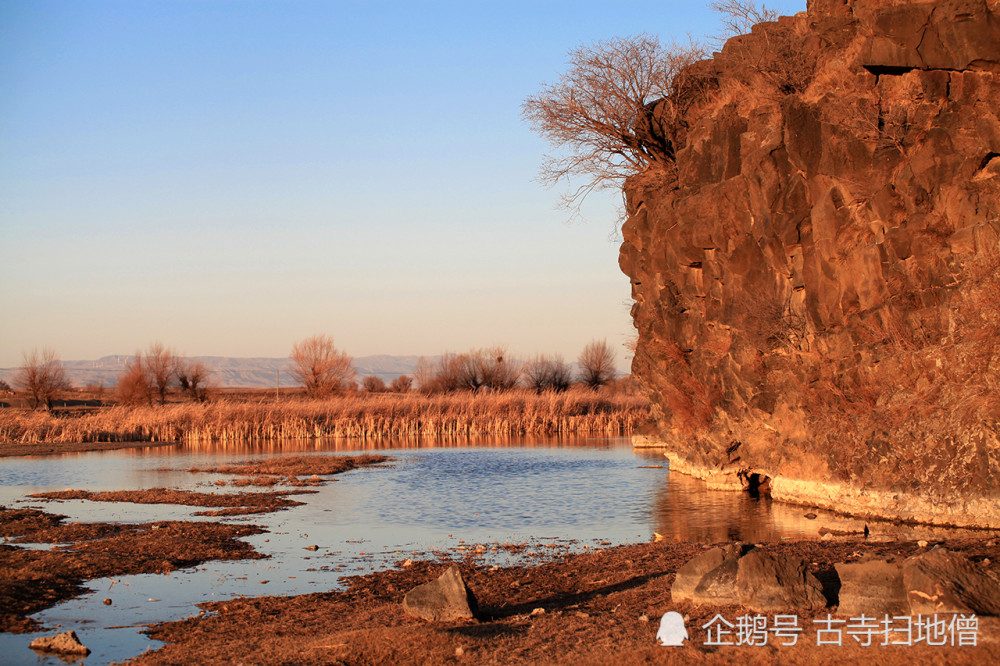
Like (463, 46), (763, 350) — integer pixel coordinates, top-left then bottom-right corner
(0, 0), (805, 370)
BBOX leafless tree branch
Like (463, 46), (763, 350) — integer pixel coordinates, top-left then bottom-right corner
(289, 334), (356, 398)
(15, 348), (70, 410)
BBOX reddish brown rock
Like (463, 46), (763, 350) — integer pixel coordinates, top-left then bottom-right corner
(835, 559), (909, 616)
(29, 630), (90, 655)
(902, 547), (1000, 615)
(402, 565), (478, 622)
(671, 544), (745, 603)
(620, 0), (1000, 528)
(735, 549), (827, 612)
(672, 546), (827, 611)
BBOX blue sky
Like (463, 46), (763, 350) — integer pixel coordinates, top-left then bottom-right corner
(0, 0), (805, 370)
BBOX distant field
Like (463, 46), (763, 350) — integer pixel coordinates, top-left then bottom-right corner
(0, 388), (651, 446)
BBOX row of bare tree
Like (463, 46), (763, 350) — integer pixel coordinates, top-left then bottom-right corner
(289, 334), (619, 398)
(8, 344), (211, 409)
(9, 336), (621, 408)
(117, 342), (212, 405)
(410, 341), (615, 394)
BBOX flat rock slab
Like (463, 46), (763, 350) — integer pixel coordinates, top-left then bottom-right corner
(835, 558), (909, 616)
(736, 549), (826, 612)
(903, 547), (1000, 615)
(672, 544), (746, 603)
(672, 546), (826, 611)
(29, 630), (91, 655)
(692, 557), (741, 605)
(402, 565), (478, 622)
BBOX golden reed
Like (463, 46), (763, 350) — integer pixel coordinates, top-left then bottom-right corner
(0, 389), (649, 445)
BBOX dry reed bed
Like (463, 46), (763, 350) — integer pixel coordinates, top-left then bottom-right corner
(0, 390), (650, 445)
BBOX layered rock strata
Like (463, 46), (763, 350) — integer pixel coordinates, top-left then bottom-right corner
(620, 0), (1000, 526)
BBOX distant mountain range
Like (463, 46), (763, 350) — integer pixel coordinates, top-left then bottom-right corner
(0, 355), (434, 390)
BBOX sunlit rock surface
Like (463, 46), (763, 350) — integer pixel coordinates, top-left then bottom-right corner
(620, 0), (1000, 527)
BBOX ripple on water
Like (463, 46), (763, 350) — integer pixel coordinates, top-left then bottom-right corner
(1, 437), (979, 664)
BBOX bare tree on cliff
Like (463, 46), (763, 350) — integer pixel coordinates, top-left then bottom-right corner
(15, 348), (70, 410)
(522, 34), (706, 213)
(289, 334), (356, 398)
(710, 0), (777, 44)
(578, 339), (617, 390)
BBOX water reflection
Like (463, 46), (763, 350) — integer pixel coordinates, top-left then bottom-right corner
(172, 433), (629, 454)
(1, 437), (990, 665)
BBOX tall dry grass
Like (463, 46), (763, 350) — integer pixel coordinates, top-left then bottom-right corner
(0, 389), (650, 446)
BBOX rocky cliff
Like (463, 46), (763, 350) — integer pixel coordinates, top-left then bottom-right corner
(620, 0), (1000, 527)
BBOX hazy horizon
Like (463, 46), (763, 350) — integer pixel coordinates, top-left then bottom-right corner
(0, 350), (631, 389)
(1, 0), (806, 369)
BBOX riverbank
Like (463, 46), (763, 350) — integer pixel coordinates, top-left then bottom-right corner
(0, 440), (178, 458)
(130, 537), (1000, 665)
(5, 494), (999, 663)
(6, 497), (998, 663)
(0, 454), (389, 632)
(5, 447), (997, 664)
(0, 506), (266, 633)
(0, 389), (649, 448)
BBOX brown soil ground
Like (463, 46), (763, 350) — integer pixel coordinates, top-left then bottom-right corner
(28, 454), (390, 516)
(188, 453), (389, 478)
(0, 506), (264, 633)
(28, 487), (316, 516)
(127, 538), (1000, 665)
(1, 454), (390, 631)
(0, 440), (177, 458)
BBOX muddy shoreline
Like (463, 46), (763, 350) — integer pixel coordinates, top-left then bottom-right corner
(3, 444), (999, 664)
(0, 506), (265, 633)
(0, 440), (178, 458)
(0, 453), (389, 633)
(129, 537), (1000, 665)
(7, 497), (999, 664)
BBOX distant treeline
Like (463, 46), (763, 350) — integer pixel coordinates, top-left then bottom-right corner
(5, 337), (629, 409)
(0, 389), (650, 445)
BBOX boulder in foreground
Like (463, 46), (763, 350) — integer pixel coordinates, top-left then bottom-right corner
(672, 546), (826, 611)
(671, 544), (746, 603)
(902, 547), (1000, 615)
(835, 558), (909, 616)
(735, 548), (826, 612)
(402, 565), (478, 622)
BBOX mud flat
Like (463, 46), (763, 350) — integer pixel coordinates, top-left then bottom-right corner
(128, 538), (1000, 665)
(0, 454), (389, 632)
(0, 506), (265, 633)
(0, 440), (177, 458)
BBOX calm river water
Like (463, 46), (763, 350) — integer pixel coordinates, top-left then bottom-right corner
(0, 436), (967, 664)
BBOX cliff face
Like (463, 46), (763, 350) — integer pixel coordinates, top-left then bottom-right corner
(620, 0), (1000, 527)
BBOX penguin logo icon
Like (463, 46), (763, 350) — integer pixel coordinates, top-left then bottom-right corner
(656, 611), (688, 646)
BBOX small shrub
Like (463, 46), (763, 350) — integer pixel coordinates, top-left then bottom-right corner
(361, 375), (387, 393)
(117, 356), (153, 406)
(523, 355), (572, 393)
(389, 375), (413, 393)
